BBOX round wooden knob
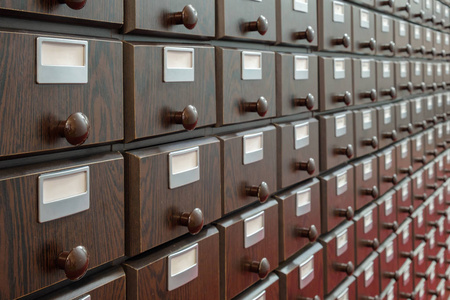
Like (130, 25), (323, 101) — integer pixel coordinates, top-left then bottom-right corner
(436, 19), (445, 26)
(428, 255), (439, 262)
(246, 15), (269, 35)
(175, 208), (204, 235)
(383, 174), (398, 185)
(416, 272), (428, 279)
(295, 26), (315, 43)
(296, 158), (316, 175)
(334, 33), (351, 48)
(426, 184), (437, 192)
(399, 205), (414, 215)
(381, 41), (396, 53)
(426, 117), (438, 126)
(360, 38), (377, 51)
(415, 234), (428, 242)
(414, 155), (427, 164)
(426, 149), (438, 157)
(294, 93), (315, 110)
(438, 82), (447, 90)
(57, 246), (89, 281)
(398, 44), (412, 56)
(437, 242), (449, 249)
(335, 91), (352, 105)
(381, 87), (397, 99)
(361, 89), (377, 101)
(437, 210), (448, 216)
(424, 15), (436, 24)
(426, 48), (436, 57)
(246, 182), (270, 203)
(297, 224), (319, 242)
(397, 3), (411, 13)
(384, 271), (400, 281)
(384, 221), (399, 231)
(171, 105), (198, 131)
(362, 238), (379, 250)
(362, 136), (378, 149)
(413, 10), (425, 20)
(379, 0), (394, 7)
(414, 193), (427, 201)
(170, 5), (198, 29)
(335, 206), (354, 220)
(400, 123), (413, 134)
(427, 83), (437, 91)
(438, 51), (447, 58)
(334, 261), (354, 275)
(437, 114), (447, 122)
(248, 257), (270, 279)
(243, 96), (268, 117)
(58, 112), (90, 146)
(401, 251), (414, 259)
(414, 46), (426, 55)
(383, 130), (398, 141)
(362, 186), (379, 199)
(414, 82), (426, 92)
(437, 175), (447, 182)
(336, 144), (354, 158)
(414, 121), (427, 129)
(399, 166), (414, 175)
(400, 82), (414, 93)
(58, 0), (87, 10)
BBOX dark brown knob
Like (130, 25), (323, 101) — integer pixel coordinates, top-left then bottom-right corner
(294, 93), (315, 110)
(296, 158), (316, 175)
(399, 205), (414, 215)
(174, 208), (204, 235)
(248, 257), (270, 279)
(428, 255), (439, 262)
(425, 48), (436, 57)
(169, 5), (198, 29)
(362, 297), (379, 300)
(58, 112), (90, 146)
(297, 224), (319, 242)
(243, 96), (268, 117)
(416, 272), (428, 279)
(397, 3), (411, 13)
(360, 38), (377, 51)
(246, 182), (270, 203)
(438, 273), (449, 280)
(171, 105), (198, 131)
(424, 15), (436, 24)
(399, 292), (415, 299)
(436, 114), (447, 122)
(58, 0), (87, 10)
(414, 193), (427, 201)
(384, 271), (400, 281)
(414, 82), (426, 92)
(335, 91), (352, 105)
(437, 175), (447, 181)
(426, 83), (437, 91)
(412, 10), (425, 20)
(335, 206), (354, 220)
(57, 246), (89, 281)
(400, 123), (414, 134)
(245, 15), (269, 35)
(414, 46), (426, 55)
(333, 33), (351, 48)
(362, 186), (379, 198)
(426, 149), (438, 157)
(400, 82), (414, 93)
(414, 155), (426, 164)
(335, 144), (354, 158)
(416, 234), (428, 241)
(426, 184), (437, 192)
(400, 166), (414, 175)
(383, 130), (398, 141)
(428, 221), (439, 228)
(428, 290), (439, 296)
(362, 136), (378, 149)
(437, 242), (449, 249)
(383, 174), (398, 185)
(398, 44), (413, 56)
(426, 116), (438, 125)
(438, 82), (447, 89)
(361, 238), (380, 250)
(384, 221), (399, 231)
(414, 121), (427, 129)
(401, 251), (414, 259)
(379, 0), (394, 7)
(334, 261), (354, 275)
(381, 87), (397, 99)
(381, 41), (395, 53)
(437, 210), (448, 216)
(436, 19), (445, 26)
(295, 26), (315, 43)
(361, 89), (377, 101)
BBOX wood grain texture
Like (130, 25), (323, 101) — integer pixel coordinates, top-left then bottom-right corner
(124, 43), (216, 141)
(0, 152), (124, 300)
(353, 204), (379, 266)
(123, 227), (220, 300)
(353, 109), (378, 158)
(233, 272), (278, 299)
(377, 105), (396, 149)
(125, 137), (221, 256)
(353, 254), (380, 298)
(376, 191), (398, 243)
(0, 31), (123, 158)
(318, 0), (352, 52)
(352, 156), (378, 210)
(352, 59), (377, 106)
(124, 0), (214, 37)
(319, 57), (353, 111)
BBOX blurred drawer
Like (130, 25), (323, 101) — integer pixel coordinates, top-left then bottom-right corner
(218, 126), (277, 215)
(395, 101), (413, 140)
(424, 63), (437, 91)
(376, 61), (397, 102)
(320, 165), (355, 232)
(395, 178), (414, 225)
(435, 156), (446, 183)
(216, 48), (276, 126)
(424, 163), (438, 196)
(353, 59), (377, 106)
(275, 179), (321, 261)
(379, 279), (396, 300)
(411, 62), (426, 94)
(376, 190), (398, 243)
(397, 219), (414, 267)
(123, 227), (219, 300)
(395, 139), (413, 181)
(319, 57), (353, 111)
(0, 32), (123, 157)
(412, 206), (428, 248)
(395, 61), (413, 98)
(125, 137), (221, 255)
(353, 109), (378, 158)
(411, 24), (425, 58)
(123, 0), (214, 38)
(318, 111), (355, 171)
(276, 53), (318, 116)
(424, 128), (438, 161)
(352, 155), (379, 210)
(394, 0), (410, 18)
(424, 27), (435, 58)
(377, 104), (398, 149)
(275, 118), (319, 189)
(375, 13), (395, 56)
(351, 6), (376, 54)
(394, 19), (411, 57)
(435, 31), (445, 58)
(412, 170), (427, 208)
(353, 253), (380, 298)
(377, 235), (399, 292)
(398, 259), (414, 298)
(435, 96), (448, 127)
(318, 0), (352, 52)
(411, 133), (426, 171)
(413, 243), (428, 285)
(410, 99), (426, 134)
(215, 200), (279, 300)
(324, 276), (356, 300)
(354, 203), (379, 266)
(124, 43), (215, 140)
(0, 152), (124, 299)
(233, 273), (279, 299)
(409, 0), (424, 23)
(377, 146), (398, 196)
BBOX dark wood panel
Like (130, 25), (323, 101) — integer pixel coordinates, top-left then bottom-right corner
(354, 204), (379, 266)
(354, 109), (378, 158)
(376, 191), (398, 243)
(353, 156), (379, 210)
(354, 254), (380, 298)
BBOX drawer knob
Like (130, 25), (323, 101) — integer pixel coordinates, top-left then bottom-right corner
(171, 105), (198, 131)
(360, 38), (377, 51)
(414, 193), (427, 201)
(333, 33), (351, 48)
(437, 175), (447, 182)
(424, 15), (436, 24)
(361, 89), (377, 102)
(169, 5), (198, 30)
(293, 93), (315, 110)
(362, 136), (378, 149)
(428, 255), (439, 262)
(428, 221), (439, 228)
(382, 130), (398, 141)
(413, 82), (426, 92)
(426, 83), (437, 91)
(398, 44), (412, 56)
(436, 19), (445, 26)
(245, 15), (269, 35)
(379, 0), (394, 7)
(415, 272), (428, 279)
(399, 123), (413, 134)
(425, 48), (436, 57)
(437, 210), (448, 217)
(57, 246), (89, 281)
(334, 91), (352, 106)
(437, 242), (449, 249)
(381, 41), (395, 53)
(426, 149), (438, 157)
(436, 114), (447, 122)
(438, 50), (447, 57)
(58, 0), (87, 10)
(381, 87), (397, 99)
(58, 112), (90, 146)
(412, 10), (425, 20)
(384, 271), (400, 281)
(243, 96), (269, 117)
(397, 3), (411, 13)
(335, 206), (354, 220)
(294, 26), (315, 43)
(246, 182), (270, 203)
(437, 142), (447, 150)
(413, 155), (426, 164)
(382, 174), (398, 185)
(174, 208), (204, 235)
(415, 234), (428, 242)
(400, 251), (414, 259)
(399, 166), (414, 176)
(426, 116), (438, 125)
(297, 224), (318, 242)
(399, 205), (414, 215)
(335, 144), (354, 159)
(383, 221), (399, 231)
(296, 158), (316, 175)
(413, 121), (427, 129)
(248, 257), (270, 279)
(437, 82), (447, 89)
(426, 183), (437, 191)
(399, 82), (414, 93)
(361, 238), (379, 250)
(361, 186), (379, 199)
(334, 261), (354, 275)
(414, 46), (426, 55)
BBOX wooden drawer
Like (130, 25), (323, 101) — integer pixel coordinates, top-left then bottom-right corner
(377, 235), (399, 292)
(218, 126), (277, 215)
(124, 0), (214, 38)
(319, 57), (353, 111)
(318, 0), (352, 52)
(377, 147), (398, 196)
(352, 155), (379, 210)
(394, 19), (411, 57)
(123, 227), (219, 300)
(411, 133), (426, 171)
(124, 43), (215, 141)
(324, 276), (356, 300)
(351, 6), (376, 55)
(0, 152), (124, 299)
(410, 99), (427, 134)
(394, 101), (413, 140)
(425, 129), (438, 162)
(379, 279), (396, 300)
(215, 200), (279, 300)
(411, 62), (426, 95)
(413, 243), (428, 286)
(412, 170), (427, 208)
(0, 31), (123, 157)
(353, 253), (380, 299)
(395, 139), (413, 182)
(275, 178), (321, 261)
(275, 119), (319, 189)
(435, 156), (446, 182)
(353, 59), (377, 106)
(412, 206), (428, 248)
(395, 61), (412, 99)
(395, 178), (414, 225)
(396, 219), (414, 268)
(411, 24), (425, 58)
(353, 109), (378, 158)
(376, 61), (397, 102)
(375, 14), (395, 56)
(398, 259), (414, 298)
(376, 190), (398, 243)
(125, 137), (221, 255)
(233, 273), (279, 299)
(423, 63), (437, 90)
(377, 105), (398, 149)
(425, 163), (438, 196)
(216, 48), (276, 126)
(413, 278), (427, 300)
(435, 123), (448, 155)
(423, 97), (438, 127)
(353, 203), (379, 266)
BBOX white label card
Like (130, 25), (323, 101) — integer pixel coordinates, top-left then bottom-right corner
(384, 106), (392, 124)
(242, 51), (262, 80)
(436, 1), (441, 12)
(418, 210), (424, 227)
(243, 132), (264, 165)
(402, 184), (409, 201)
(427, 64), (433, 77)
(386, 241), (394, 262)
(362, 110), (372, 130)
(399, 22), (406, 37)
(418, 247), (424, 264)
(403, 264), (410, 285)
(417, 172), (423, 188)
(401, 141), (408, 158)
(363, 160), (373, 181)
(296, 188), (311, 217)
(400, 102), (407, 119)
(294, 122), (310, 150)
(403, 226), (409, 244)
(427, 130), (433, 144)
(334, 59), (345, 79)
(437, 32), (442, 44)
(299, 256), (315, 289)
(293, 0), (309, 12)
(364, 211), (373, 233)
(294, 56), (309, 80)
(333, 1), (345, 23)
(400, 62), (407, 78)
(415, 62), (421, 76)
(383, 62), (391, 78)
(414, 26), (421, 40)
(426, 29), (431, 42)
(387, 286), (395, 300)
(336, 171), (348, 195)
(336, 229), (348, 256)
(244, 211), (265, 248)
(385, 150), (392, 170)
(337, 288), (349, 300)
(361, 60), (371, 78)
(416, 136), (422, 150)
(385, 196), (393, 216)
(382, 17), (390, 32)
(335, 114), (347, 137)
(168, 147), (200, 189)
(164, 47), (195, 83)
(365, 262), (374, 287)
(360, 9), (370, 28)
(167, 244), (199, 291)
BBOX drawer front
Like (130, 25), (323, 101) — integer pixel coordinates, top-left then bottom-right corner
(411, 62), (425, 95)
(424, 27), (435, 58)
(353, 155), (379, 210)
(425, 129), (437, 158)
(0, 153), (124, 299)
(435, 156), (446, 181)
(435, 31), (444, 57)
(395, 101), (413, 140)
(378, 236), (398, 292)
(324, 276), (356, 300)
(377, 191), (398, 243)
(217, 48), (276, 125)
(318, 0), (352, 52)
(396, 139), (412, 182)
(377, 147), (397, 196)
(410, 24), (425, 58)
(276, 53), (319, 116)
(395, 61), (412, 98)
(351, 7), (376, 55)
(435, 95), (447, 126)
(424, 62), (435, 86)
(276, 179), (321, 261)
(123, 227), (219, 300)
(320, 165), (355, 232)
(413, 243), (428, 281)
(411, 133), (426, 171)
(377, 105), (397, 149)
(124, 44), (215, 140)
(412, 207), (427, 248)
(375, 14), (395, 56)
(409, 0), (423, 23)
(397, 219), (413, 267)
(216, 200), (279, 300)
(398, 260), (414, 297)
(412, 170), (427, 208)
(354, 109), (378, 158)
(394, 0), (410, 18)
(220, 126), (277, 215)
(124, 0), (214, 37)
(276, 0), (318, 46)
(375, 0), (394, 12)
(353, 59), (377, 106)
(319, 57), (353, 111)
(234, 273), (279, 299)
(445, 65), (450, 85)
(422, 97), (437, 127)
(0, 31), (123, 157)
(354, 204), (379, 266)
(216, 0), (276, 42)
(377, 61), (396, 101)
(354, 255), (380, 298)
(425, 164), (437, 196)
(319, 112), (355, 171)
(396, 179), (413, 225)
(435, 63), (445, 86)
(394, 20), (410, 57)
(125, 137), (221, 255)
